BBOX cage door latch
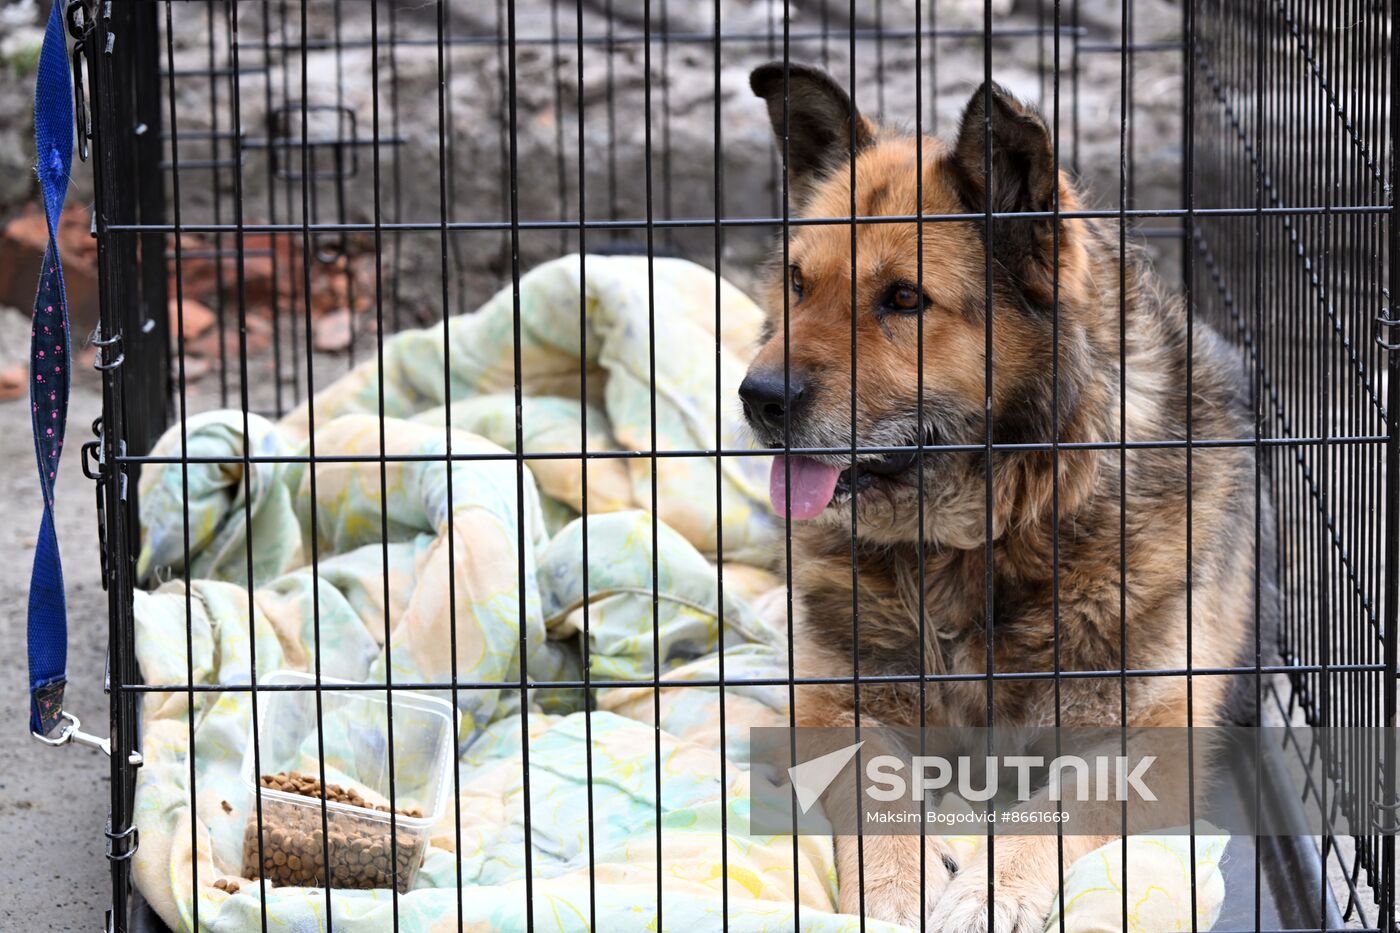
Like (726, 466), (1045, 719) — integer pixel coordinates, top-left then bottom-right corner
(31, 710), (143, 766)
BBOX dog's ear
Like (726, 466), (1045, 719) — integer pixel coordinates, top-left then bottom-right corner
(953, 82), (1057, 218)
(952, 83), (1065, 304)
(750, 62), (876, 204)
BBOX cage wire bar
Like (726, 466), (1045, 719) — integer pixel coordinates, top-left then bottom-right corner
(1191, 0), (1396, 929)
(65, 0), (1399, 931)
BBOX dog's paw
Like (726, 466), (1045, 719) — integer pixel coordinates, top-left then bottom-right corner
(838, 843), (956, 927)
(843, 876), (925, 929)
(834, 835), (957, 927)
(927, 867), (1053, 933)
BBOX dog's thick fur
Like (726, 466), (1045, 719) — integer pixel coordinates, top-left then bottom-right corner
(743, 65), (1261, 930)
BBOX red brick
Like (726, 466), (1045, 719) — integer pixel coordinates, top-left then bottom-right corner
(0, 205), (99, 335)
(168, 298), (217, 341)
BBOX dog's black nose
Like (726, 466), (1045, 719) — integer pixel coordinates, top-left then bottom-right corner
(740, 369), (807, 435)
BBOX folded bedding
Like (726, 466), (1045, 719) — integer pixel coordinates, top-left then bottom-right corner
(131, 255), (1226, 932)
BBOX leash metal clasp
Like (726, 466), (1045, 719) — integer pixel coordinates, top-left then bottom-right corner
(66, 0), (93, 162)
(31, 710), (143, 765)
(70, 41), (88, 162)
(32, 709), (105, 752)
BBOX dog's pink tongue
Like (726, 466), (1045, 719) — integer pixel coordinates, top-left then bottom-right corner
(769, 455), (841, 520)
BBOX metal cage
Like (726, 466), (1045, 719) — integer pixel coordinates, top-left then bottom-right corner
(66, 0), (1397, 931)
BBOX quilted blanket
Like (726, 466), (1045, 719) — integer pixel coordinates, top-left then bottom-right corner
(130, 255), (1227, 932)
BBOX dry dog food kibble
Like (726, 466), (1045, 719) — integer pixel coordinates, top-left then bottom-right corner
(241, 771), (424, 891)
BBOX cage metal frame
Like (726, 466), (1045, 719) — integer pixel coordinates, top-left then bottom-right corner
(65, 0), (1399, 931)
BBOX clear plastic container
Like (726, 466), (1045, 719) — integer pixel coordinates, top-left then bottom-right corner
(239, 670), (455, 892)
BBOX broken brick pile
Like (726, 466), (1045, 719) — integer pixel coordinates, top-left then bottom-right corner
(0, 204), (377, 400)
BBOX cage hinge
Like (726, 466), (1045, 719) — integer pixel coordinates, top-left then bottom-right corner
(105, 818), (140, 863)
(1377, 290), (1400, 351)
(91, 324), (124, 371)
(1371, 793), (1400, 835)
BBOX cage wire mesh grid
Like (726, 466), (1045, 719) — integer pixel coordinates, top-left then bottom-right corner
(68, 0), (1396, 931)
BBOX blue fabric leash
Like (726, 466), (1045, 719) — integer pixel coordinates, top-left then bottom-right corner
(28, 0), (76, 739)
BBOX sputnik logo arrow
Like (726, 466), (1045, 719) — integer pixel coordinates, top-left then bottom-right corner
(787, 741), (865, 814)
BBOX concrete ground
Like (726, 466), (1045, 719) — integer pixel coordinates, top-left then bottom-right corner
(0, 311), (112, 928)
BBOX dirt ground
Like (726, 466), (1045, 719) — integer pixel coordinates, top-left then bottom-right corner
(0, 316), (111, 925)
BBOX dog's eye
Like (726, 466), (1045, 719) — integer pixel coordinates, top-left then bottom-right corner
(883, 284), (926, 314)
(789, 265), (804, 300)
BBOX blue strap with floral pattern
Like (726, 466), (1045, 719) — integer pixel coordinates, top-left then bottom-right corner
(28, 0), (75, 738)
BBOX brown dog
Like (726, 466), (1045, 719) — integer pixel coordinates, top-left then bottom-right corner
(740, 63), (1259, 930)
